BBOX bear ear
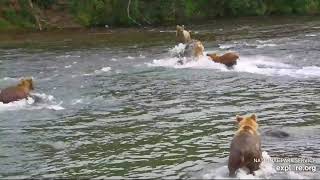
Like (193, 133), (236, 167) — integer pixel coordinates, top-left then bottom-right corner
(251, 114), (257, 121)
(236, 115), (243, 123)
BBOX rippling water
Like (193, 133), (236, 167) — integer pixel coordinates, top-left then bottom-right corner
(0, 17), (320, 179)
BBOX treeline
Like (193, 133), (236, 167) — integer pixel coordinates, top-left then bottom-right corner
(1, 0), (320, 30)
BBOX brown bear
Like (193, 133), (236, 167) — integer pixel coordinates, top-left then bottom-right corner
(176, 25), (192, 44)
(0, 78), (34, 104)
(228, 114), (262, 177)
(207, 52), (239, 67)
(183, 40), (204, 58)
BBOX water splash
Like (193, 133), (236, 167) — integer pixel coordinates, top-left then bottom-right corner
(203, 151), (276, 179)
(147, 54), (320, 78)
(0, 92), (64, 111)
(169, 43), (186, 57)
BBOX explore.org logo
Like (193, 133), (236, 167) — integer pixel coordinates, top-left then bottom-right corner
(254, 157), (317, 172)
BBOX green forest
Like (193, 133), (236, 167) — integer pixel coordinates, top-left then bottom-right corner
(1, 0), (320, 30)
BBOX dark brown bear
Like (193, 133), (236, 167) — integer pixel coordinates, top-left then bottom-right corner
(228, 114), (262, 177)
(0, 78), (34, 104)
(207, 52), (239, 67)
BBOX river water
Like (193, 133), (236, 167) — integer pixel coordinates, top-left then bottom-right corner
(0, 16), (320, 179)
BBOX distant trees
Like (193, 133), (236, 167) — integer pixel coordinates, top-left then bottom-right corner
(1, 0), (320, 30)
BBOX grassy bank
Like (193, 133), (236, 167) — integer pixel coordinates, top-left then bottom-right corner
(1, 0), (320, 31)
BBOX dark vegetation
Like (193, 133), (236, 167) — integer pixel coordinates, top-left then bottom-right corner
(1, 0), (320, 30)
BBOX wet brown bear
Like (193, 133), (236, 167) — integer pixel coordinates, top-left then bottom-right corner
(184, 40), (204, 58)
(228, 114), (262, 177)
(176, 25), (192, 44)
(0, 78), (34, 104)
(207, 52), (239, 67)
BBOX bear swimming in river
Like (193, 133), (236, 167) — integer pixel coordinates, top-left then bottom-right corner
(207, 52), (239, 67)
(0, 78), (34, 104)
(228, 114), (262, 177)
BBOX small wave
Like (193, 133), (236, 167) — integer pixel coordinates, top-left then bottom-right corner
(83, 66), (112, 76)
(219, 41), (278, 50)
(71, 99), (83, 105)
(0, 92), (64, 111)
(256, 44), (277, 48)
(305, 34), (317, 37)
(126, 56), (135, 60)
(219, 44), (235, 49)
(0, 77), (19, 82)
(56, 55), (80, 59)
(64, 65), (72, 68)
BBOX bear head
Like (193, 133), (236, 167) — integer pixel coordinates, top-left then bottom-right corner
(18, 78), (34, 92)
(236, 114), (258, 132)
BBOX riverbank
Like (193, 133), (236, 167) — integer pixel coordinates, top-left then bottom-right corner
(1, 15), (320, 50)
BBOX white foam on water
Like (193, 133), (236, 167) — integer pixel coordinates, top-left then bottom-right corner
(56, 55), (80, 59)
(203, 151), (276, 179)
(126, 56), (135, 60)
(96, 66), (111, 73)
(50, 141), (67, 150)
(147, 53), (320, 78)
(71, 98), (83, 105)
(0, 92), (64, 111)
(256, 40), (273, 43)
(83, 66), (112, 76)
(287, 171), (308, 179)
(305, 34), (317, 37)
(219, 40), (278, 50)
(147, 53), (227, 71)
(64, 65), (72, 68)
(169, 43), (186, 56)
(234, 56), (320, 78)
(111, 58), (117, 61)
(219, 44), (235, 49)
(256, 44), (277, 48)
(1, 77), (19, 81)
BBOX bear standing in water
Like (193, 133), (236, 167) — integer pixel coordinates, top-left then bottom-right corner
(0, 78), (34, 104)
(176, 25), (204, 60)
(176, 25), (192, 44)
(228, 114), (262, 177)
(183, 40), (204, 58)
